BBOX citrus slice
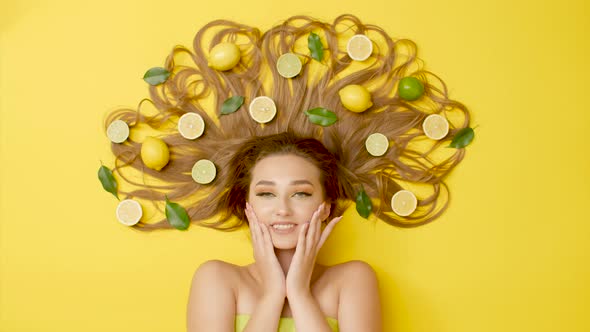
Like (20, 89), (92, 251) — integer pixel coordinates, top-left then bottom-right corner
(391, 190), (417, 217)
(365, 133), (389, 156)
(116, 199), (143, 226)
(422, 114), (449, 140)
(191, 159), (216, 184)
(178, 112), (205, 140)
(276, 53), (302, 78)
(249, 96), (277, 123)
(107, 120), (129, 143)
(346, 34), (373, 61)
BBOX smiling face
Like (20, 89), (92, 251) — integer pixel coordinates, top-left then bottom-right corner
(247, 153), (330, 249)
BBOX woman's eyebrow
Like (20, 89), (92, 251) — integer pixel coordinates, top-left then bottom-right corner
(255, 180), (314, 186)
(290, 180), (313, 186)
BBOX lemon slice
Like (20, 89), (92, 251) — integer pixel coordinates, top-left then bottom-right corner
(249, 96), (277, 124)
(178, 112), (205, 140)
(365, 133), (389, 156)
(391, 190), (417, 217)
(107, 120), (129, 143)
(116, 199), (143, 226)
(346, 34), (373, 61)
(422, 114), (449, 140)
(276, 53), (303, 78)
(191, 159), (216, 184)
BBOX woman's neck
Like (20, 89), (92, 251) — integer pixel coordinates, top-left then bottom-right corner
(275, 248), (296, 275)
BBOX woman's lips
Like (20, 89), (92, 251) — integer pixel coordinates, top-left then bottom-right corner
(270, 222), (298, 234)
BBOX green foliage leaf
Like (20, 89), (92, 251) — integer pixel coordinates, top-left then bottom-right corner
(143, 67), (170, 86)
(304, 107), (337, 127)
(98, 164), (118, 200)
(221, 96), (245, 115)
(165, 196), (190, 231)
(355, 187), (372, 219)
(449, 127), (475, 148)
(308, 32), (324, 62)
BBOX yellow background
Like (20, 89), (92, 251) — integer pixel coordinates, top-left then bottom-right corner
(1, 0), (589, 331)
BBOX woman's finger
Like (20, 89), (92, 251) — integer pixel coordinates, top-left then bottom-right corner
(317, 216), (343, 250)
(295, 222), (309, 259)
(306, 209), (320, 254)
(260, 223), (274, 252)
(246, 204), (264, 254)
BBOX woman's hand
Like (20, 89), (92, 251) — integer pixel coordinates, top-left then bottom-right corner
(245, 202), (287, 299)
(285, 202), (343, 300)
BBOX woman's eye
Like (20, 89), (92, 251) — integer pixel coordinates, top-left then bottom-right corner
(256, 192), (274, 197)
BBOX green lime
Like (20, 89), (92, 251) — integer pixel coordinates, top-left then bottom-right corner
(398, 77), (424, 101)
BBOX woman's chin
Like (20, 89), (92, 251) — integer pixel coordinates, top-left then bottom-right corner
(270, 237), (298, 250)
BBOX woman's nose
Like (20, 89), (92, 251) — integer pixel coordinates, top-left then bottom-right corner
(274, 198), (293, 216)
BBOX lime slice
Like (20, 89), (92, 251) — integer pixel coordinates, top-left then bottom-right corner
(365, 133), (389, 156)
(178, 112), (205, 140)
(116, 199), (143, 226)
(276, 53), (303, 78)
(346, 34), (373, 61)
(422, 114), (449, 140)
(107, 120), (129, 143)
(191, 159), (216, 184)
(391, 190), (417, 217)
(249, 96), (277, 124)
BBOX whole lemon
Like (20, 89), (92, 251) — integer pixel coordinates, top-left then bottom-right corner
(141, 136), (170, 171)
(208, 42), (241, 71)
(338, 84), (373, 113)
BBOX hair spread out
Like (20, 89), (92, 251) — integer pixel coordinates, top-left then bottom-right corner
(103, 14), (471, 232)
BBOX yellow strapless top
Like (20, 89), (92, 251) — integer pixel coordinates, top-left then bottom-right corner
(235, 314), (339, 332)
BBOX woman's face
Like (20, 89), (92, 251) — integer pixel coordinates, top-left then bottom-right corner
(247, 154), (329, 250)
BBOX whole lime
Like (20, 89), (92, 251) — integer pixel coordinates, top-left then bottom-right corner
(398, 77), (424, 101)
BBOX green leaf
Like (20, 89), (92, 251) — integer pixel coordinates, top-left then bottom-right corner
(355, 188), (372, 219)
(165, 196), (190, 230)
(308, 32), (324, 62)
(98, 164), (118, 200)
(449, 127), (475, 148)
(304, 107), (337, 127)
(143, 67), (170, 86)
(221, 96), (245, 115)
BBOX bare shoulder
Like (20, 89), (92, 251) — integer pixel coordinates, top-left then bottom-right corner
(324, 260), (379, 285)
(192, 259), (241, 282)
(186, 260), (240, 332)
(327, 260), (382, 332)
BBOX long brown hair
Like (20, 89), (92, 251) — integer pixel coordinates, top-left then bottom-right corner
(103, 14), (471, 231)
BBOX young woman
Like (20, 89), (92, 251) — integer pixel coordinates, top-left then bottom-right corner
(186, 133), (382, 331)
(103, 13), (471, 332)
